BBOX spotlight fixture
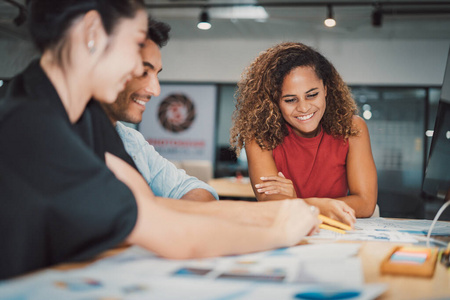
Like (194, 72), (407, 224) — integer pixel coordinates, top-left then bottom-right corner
(197, 10), (212, 30)
(372, 4), (383, 27)
(324, 5), (336, 28)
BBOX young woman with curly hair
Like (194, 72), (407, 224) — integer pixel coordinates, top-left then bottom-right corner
(230, 42), (378, 226)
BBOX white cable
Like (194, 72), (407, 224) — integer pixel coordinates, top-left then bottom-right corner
(426, 199), (450, 248)
(415, 235), (448, 247)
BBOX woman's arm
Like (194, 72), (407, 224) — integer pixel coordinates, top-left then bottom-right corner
(246, 139), (297, 201)
(151, 196), (313, 227)
(245, 133), (360, 226)
(338, 115), (378, 217)
(105, 153), (320, 259)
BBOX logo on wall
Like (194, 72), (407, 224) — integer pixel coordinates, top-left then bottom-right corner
(158, 93), (196, 133)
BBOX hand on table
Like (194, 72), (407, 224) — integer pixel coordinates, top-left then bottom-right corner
(255, 172), (297, 198)
(309, 198), (356, 228)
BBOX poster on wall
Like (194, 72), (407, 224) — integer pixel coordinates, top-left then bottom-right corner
(139, 84), (217, 163)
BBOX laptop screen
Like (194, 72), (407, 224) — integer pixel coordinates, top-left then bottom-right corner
(421, 49), (450, 201)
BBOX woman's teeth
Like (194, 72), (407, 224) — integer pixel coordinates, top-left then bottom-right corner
(297, 113), (314, 121)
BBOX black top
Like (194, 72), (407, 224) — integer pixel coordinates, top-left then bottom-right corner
(0, 60), (138, 280)
(74, 100), (138, 169)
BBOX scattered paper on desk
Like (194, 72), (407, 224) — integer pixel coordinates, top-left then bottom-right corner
(0, 270), (253, 300)
(0, 269), (386, 300)
(356, 218), (450, 235)
(87, 244), (362, 284)
(309, 228), (419, 243)
(0, 243), (386, 300)
(0, 270), (64, 300)
(306, 217), (450, 243)
(296, 257), (363, 286)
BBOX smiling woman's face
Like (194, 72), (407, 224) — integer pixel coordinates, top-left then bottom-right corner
(278, 66), (327, 138)
(91, 9), (148, 104)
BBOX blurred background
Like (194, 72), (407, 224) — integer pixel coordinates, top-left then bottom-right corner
(1, 0), (449, 219)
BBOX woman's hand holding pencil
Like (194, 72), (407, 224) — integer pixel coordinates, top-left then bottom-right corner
(305, 198), (356, 228)
(318, 214), (353, 234)
(309, 206), (353, 235)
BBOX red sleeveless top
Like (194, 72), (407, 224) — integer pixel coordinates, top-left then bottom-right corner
(272, 126), (349, 198)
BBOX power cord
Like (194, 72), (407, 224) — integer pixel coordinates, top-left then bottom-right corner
(426, 199), (450, 248)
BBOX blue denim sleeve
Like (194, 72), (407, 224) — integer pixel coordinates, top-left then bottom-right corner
(116, 122), (219, 200)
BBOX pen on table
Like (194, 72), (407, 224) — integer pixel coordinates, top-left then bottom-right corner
(318, 214), (352, 234)
(319, 223), (347, 234)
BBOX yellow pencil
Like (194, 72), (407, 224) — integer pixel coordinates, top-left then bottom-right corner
(318, 214), (352, 232)
(319, 223), (346, 234)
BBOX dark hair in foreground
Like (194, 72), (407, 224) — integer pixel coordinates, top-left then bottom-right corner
(230, 42), (359, 156)
(147, 18), (171, 48)
(27, 0), (145, 60)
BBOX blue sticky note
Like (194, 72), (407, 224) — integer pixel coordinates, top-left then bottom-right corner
(390, 253), (426, 264)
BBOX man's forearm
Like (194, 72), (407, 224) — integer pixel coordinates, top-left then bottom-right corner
(153, 197), (275, 227)
(130, 199), (283, 259)
(180, 188), (217, 202)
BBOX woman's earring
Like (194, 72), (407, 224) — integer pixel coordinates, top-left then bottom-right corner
(88, 40), (96, 54)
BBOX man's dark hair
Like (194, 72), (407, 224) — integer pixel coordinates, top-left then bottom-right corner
(147, 18), (171, 48)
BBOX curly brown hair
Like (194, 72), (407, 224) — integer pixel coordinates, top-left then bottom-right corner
(230, 42), (359, 156)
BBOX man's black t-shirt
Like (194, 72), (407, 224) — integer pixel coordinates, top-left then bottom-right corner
(0, 60), (138, 279)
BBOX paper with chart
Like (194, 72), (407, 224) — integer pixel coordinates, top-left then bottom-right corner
(309, 217), (450, 242)
(355, 218), (450, 235)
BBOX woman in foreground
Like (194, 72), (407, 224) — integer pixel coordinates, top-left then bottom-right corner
(0, 1), (319, 280)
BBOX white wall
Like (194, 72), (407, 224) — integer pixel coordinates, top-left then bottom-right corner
(159, 38), (450, 86)
(1, 37), (449, 86)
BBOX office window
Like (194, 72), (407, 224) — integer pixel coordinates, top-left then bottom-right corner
(426, 88), (441, 157)
(215, 84), (246, 178)
(423, 88), (449, 220)
(352, 87), (429, 218)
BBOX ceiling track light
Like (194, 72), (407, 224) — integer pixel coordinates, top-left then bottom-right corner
(197, 9), (212, 30)
(324, 5), (336, 28)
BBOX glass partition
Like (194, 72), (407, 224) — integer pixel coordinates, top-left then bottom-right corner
(352, 87), (427, 218)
